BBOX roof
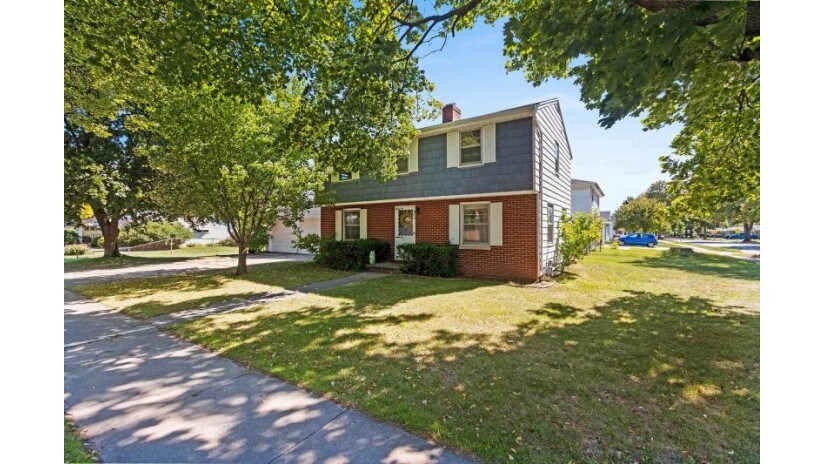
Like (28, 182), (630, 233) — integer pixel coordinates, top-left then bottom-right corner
(417, 99), (559, 137)
(571, 179), (605, 197)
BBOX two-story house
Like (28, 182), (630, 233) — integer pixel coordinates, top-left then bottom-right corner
(320, 100), (573, 281)
(571, 179), (604, 214)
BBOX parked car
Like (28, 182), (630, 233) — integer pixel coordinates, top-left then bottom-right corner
(725, 233), (760, 240)
(617, 233), (658, 247)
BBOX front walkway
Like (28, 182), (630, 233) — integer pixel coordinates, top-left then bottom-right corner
(65, 278), (470, 463)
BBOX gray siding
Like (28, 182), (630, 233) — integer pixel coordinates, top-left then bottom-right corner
(329, 118), (534, 203)
(534, 101), (573, 274)
(571, 187), (598, 214)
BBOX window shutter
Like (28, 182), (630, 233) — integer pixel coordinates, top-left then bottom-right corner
(352, 172), (360, 180)
(482, 124), (496, 164)
(359, 209), (368, 238)
(334, 210), (342, 240)
(490, 202), (503, 246)
(408, 138), (419, 173)
(448, 204), (460, 244)
(446, 131), (460, 168)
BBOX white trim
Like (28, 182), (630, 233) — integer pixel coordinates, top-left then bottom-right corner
(341, 208), (362, 240)
(459, 202), (492, 247)
(329, 190), (537, 207)
(408, 139), (419, 173)
(459, 244), (491, 251)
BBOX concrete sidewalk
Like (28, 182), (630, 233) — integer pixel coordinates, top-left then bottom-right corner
(64, 290), (471, 463)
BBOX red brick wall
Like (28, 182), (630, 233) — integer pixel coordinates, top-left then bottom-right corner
(320, 193), (539, 281)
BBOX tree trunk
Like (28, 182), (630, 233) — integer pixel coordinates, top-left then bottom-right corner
(94, 209), (121, 258)
(743, 222), (753, 243)
(236, 244), (248, 275)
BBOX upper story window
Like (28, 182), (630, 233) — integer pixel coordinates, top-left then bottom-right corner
(396, 155), (409, 174)
(343, 210), (361, 240)
(338, 172), (353, 181)
(462, 203), (489, 245)
(460, 129), (482, 165)
(554, 140), (560, 176)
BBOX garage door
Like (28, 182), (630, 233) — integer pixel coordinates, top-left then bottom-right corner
(268, 218), (320, 254)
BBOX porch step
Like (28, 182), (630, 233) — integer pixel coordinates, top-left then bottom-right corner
(366, 261), (403, 274)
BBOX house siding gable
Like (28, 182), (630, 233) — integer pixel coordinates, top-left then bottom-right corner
(328, 117), (535, 203)
(534, 101), (573, 275)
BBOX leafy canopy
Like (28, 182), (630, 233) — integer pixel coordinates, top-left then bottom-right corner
(615, 197), (668, 233)
(147, 84), (326, 272)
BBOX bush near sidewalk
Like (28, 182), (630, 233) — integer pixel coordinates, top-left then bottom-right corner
(64, 244), (89, 256)
(315, 238), (391, 271)
(397, 243), (459, 277)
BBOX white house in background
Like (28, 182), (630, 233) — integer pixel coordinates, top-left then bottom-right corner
(571, 179), (604, 214)
(185, 220), (232, 244)
(600, 211), (615, 242)
(267, 207), (320, 254)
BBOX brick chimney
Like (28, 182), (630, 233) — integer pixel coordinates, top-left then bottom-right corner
(442, 103), (461, 123)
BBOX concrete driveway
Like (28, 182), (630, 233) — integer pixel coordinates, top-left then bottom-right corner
(64, 253), (313, 286)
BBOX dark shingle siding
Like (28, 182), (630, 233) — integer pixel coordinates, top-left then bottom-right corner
(330, 117), (535, 203)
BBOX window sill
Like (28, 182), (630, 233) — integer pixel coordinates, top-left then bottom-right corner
(459, 244), (491, 251)
(457, 162), (484, 168)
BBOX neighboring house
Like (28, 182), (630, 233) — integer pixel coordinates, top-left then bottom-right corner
(267, 208), (321, 254)
(184, 220), (232, 245)
(571, 179), (604, 214)
(70, 217), (132, 241)
(320, 100), (573, 281)
(600, 211), (615, 242)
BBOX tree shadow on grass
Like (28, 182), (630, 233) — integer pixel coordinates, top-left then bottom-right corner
(630, 250), (760, 281)
(172, 287), (759, 464)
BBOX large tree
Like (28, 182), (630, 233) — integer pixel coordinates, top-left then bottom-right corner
(148, 84), (329, 274)
(614, 197), (668, 234)
(64, 114), (158, 257)
(66, 1), (438, 269)
(387, 0), (759, 210)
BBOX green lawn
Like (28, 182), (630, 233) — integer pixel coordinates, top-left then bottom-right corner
(63, 246), (239, 272)
(70, 261), (354, 319)
(170, 248), (759, 463)
(64, 417), (97, 463)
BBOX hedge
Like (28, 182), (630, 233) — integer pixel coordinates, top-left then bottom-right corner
(315, 238), (391, 271)
(64, 244), (89, 256)
(397, 243), (459, 277)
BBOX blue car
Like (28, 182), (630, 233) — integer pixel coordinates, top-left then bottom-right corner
(725, 233), (760, 240)
(617, 233), (658, 247)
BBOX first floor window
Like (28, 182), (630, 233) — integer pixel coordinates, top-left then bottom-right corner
(460, 129), (482, 165)
(547, 204), (555, 242)
(344, 210), (361, 240)
(462, 204), (489, 244)
(339, 172), (352, 181)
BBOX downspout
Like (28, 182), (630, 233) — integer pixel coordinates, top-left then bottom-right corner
(535, 115), (544, 280)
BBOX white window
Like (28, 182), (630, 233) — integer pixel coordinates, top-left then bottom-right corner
(460, 129), (482, 165)
(396, 155), (409, 174)
(338, 172), (353, 181)
(343, 210), (361, 240)
(547, 203), (554, 242)
(462, 204), (490, 245)
(554, 140), (560, 176)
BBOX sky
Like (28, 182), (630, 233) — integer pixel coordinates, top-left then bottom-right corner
(414, 20), (681, 213)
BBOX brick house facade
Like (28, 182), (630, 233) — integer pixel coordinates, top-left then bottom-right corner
(321, 193), (538, 281)
(322, 100), (573, 281)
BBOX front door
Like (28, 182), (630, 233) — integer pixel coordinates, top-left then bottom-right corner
(394, 205), (416, 259)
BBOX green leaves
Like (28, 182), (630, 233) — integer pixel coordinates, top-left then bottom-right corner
(615, 197), (668, 233)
